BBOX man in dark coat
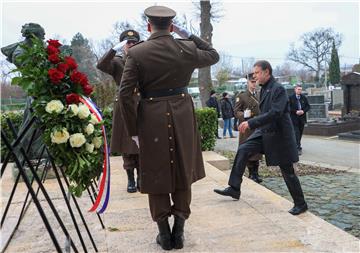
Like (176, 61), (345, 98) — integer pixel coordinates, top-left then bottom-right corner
(119, 6), (219, 250)
(220, 92), (236, 138)
(214, 60), (308, 216)
(289, 85), (310, 155)
(233, 73), (262, 183)
(206, 90), (221, 139)
(96, 30), (140, 193)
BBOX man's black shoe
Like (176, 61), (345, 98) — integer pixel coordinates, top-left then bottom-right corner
(213, 187), (240, 200)
(288, 203), (308, 215)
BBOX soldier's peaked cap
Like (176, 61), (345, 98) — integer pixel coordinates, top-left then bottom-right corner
(144, 6), (176, 19)
(120, 30), (140, 42)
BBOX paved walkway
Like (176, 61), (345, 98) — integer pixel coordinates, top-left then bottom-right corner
(216, 130), (360, 171)
(2, 154), (359, 252)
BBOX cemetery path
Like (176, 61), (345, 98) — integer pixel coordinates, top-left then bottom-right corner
(216, 130), (360, 171)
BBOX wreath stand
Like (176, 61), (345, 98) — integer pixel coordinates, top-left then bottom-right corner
(1, 113), (105, 253)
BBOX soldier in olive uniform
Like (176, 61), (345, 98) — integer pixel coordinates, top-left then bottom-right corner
(234, 73), (263, 183)
(96, 30), (140, 193)
(119, 6), (219, 250)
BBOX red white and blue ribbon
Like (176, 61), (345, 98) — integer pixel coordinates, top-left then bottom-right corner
(79, 96), (110, 214)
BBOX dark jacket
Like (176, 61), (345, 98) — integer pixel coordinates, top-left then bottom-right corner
(96, 49), (139, 154)
(206, 96), (220, 117)
(248, 76), (298, 166)
(119, 31), (219, 194)
(220, 98), (234, 119)
(288, 93), (310, 124)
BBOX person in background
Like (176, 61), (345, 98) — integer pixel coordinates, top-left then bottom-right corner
(232, 90), (239, 131)
(233, 73), (262, 183)
(220, 92), (236, 138)
(288, 84), (310, 155)
(96, 29), (140, 193)
(206, 90), (221, 139)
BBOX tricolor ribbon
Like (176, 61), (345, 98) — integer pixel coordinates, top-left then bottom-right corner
(79, 96), (110, 214)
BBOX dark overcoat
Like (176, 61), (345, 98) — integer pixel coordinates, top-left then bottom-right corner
(220, 98), (234, 119)
(119, 31), (219, 194)
(96, 50), (139, 154)
(288, 93), (310, 125)
(247, 77), (299, 166)
(234, 90), (262, 161)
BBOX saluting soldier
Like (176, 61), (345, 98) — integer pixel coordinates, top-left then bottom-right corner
(96, 30), (140, 193)
(119, 6), (219, 250)
(234, 73), (263, 183)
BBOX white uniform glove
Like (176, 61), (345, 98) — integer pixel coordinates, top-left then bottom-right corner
(173, 24), (191, 39)
(112, 40), (127, 53)
(131, 136), (139, 148)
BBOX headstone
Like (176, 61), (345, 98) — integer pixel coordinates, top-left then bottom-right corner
(341, 72), (360, 117)
(307, 95), (328, 121)
(307, 104), (328, 120)
(331, 89), (344, 110)
(307, 95), (325, 104)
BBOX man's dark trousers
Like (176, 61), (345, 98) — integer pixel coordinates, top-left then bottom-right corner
(292, 117), (305, 150)
(228, 136), (306, 206)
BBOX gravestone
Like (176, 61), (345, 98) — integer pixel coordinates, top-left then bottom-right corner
(307, 95), (325, 104)
(307, 95), (328, 121)
(341, 72), (360, 117)
(331, 89), (344, 110)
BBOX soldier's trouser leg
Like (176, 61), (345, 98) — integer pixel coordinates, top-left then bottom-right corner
(122, 154), (139, 193)
(279, 164), (306, 206)
(148, 189), (191, 222)
(228, 137), (263, 190)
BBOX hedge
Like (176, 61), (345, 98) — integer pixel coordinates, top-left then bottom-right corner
(1, 106), (217, 160)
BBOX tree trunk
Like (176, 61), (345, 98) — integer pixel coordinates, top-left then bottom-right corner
(198, 0), (213, 107)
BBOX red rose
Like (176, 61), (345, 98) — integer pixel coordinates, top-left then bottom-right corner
(65, 56), (78, 70)
(66, 93), (80, 104)
(47, 39), (62, 48)
(79, 75), (89, 87)
(48, 68), (65, 84)
(47, 45), (60, 55)
(57, 63), (69, 73)
(48, 54), (60, 64)
(70, 70), (86, 84)
(82, 85), (94, 96)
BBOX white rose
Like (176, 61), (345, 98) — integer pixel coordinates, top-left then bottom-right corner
(68, 104), (79, 116)
(45, 100), (64, 114)
(78, 104), (90, 119)
(90, 114), (99, 125)
(85, 123), (94, 135)
(69, 133), (86, 148)
(51, 128), (70, 144)
(92, 136), (103, 149)
(85, 143), (94, 153)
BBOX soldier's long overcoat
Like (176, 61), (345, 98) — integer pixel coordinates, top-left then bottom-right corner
(96, 50), (139, 154)
(234, 90), (262, 161)
(119, 31), (219, 194)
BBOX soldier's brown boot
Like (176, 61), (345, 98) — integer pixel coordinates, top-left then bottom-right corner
(156, 218), (172, 250)
(172, 216), (185, 249)
(126, 168), (136, 193)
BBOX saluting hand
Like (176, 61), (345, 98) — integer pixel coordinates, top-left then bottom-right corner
(239, 121), (249, 133)
(131, 136), (139, 148)
(173, 24), (190, 39)
(112, 40), (127, 53)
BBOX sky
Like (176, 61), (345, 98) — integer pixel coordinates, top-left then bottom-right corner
(1, 0), (359, 70)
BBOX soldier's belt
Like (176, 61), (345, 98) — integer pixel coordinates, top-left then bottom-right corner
(141, 87), (188, 99)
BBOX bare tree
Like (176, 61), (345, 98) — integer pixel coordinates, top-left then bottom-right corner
(287, 27), (342, 82)
(195, 0), (224, 106)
